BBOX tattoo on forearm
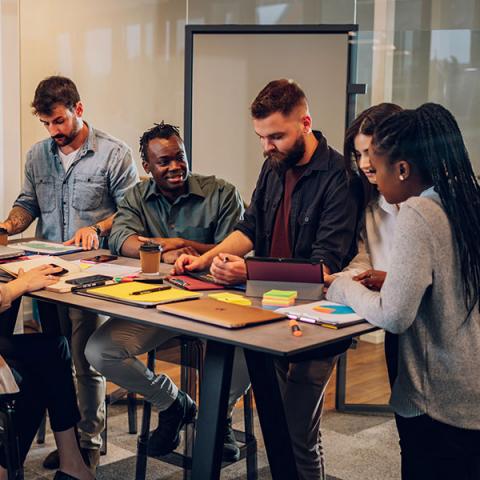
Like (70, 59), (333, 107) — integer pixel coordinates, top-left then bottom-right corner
(7, 207), (34, 234)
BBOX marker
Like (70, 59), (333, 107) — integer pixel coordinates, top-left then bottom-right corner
(289, 319), (303, 337)
(129, 285), (171, 296)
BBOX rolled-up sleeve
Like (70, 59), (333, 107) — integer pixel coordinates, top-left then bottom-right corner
(13, 152), (40, 218)
(214, 184), (245, 243)
(108, 188), (148, 255)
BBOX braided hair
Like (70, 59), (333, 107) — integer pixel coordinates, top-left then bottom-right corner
(344, 103), (403, 207)
(139, 121), (182, 163)
(373, 103), (480, 317)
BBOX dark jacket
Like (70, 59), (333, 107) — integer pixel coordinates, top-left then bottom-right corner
(234, 131), (359, 273)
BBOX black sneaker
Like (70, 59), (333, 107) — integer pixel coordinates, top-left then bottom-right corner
(223, 417), (240, 462)
(147, 391), (197, 456)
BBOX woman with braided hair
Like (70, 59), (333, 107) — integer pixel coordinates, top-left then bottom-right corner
(327, 103), (480, 479)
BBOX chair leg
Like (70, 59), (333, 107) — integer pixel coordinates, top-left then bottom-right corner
(135, 350), (155, 480)
(36, 412), (46, 444)
(127, 392), (138, 434)
(100, 400), (108, 456)
(1, 401), (24, 480)
(243, 389), (258, 480)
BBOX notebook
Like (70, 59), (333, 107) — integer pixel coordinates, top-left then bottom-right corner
(276, 300), (364, 329)
(12, 240), (83, 255)
(0, 256), (81, 277)
(74, 281), (201, 308)
(157, 297), (286, 329)
(166, 275), (224, 291)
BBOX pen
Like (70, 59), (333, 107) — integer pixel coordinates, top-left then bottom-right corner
(289, 319), (303, 337)
(130, 285), (171, 296)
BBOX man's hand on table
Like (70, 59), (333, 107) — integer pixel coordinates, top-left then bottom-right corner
(172, 253), (210, 275)
(137, 236), (185, 252)
(64, 226), (100, 250)
(209, 254), (246, 285)
(162, 246), (199, 265)
(16, 265), (61, 293)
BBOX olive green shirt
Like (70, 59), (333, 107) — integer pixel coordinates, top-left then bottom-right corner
(109, 174), (244, 255)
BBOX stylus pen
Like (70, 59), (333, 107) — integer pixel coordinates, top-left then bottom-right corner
(130, 286), (171, 296)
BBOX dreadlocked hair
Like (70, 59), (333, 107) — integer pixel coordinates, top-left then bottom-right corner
(139, 121), (182, 162)
(344, 103), (403, 207)
(373, 102), (480, 317)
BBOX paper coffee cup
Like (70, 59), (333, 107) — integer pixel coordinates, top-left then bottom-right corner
(139, 242), (161, 275)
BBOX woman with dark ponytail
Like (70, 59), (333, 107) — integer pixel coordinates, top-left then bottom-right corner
(327, 103), (480, 479)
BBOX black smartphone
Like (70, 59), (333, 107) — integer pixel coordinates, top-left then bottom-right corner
(49, 264), (69, 276)
(66, 274), (113, 286)
(82, 255), (118, 264)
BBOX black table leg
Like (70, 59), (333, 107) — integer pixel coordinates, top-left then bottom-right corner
(191, 340), (234, 480)
(244, 350), (299, 480)
(36, 300), (62, 336)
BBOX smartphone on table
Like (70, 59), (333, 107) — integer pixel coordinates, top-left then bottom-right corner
(81, 255), (118, 264)
(66, 274), (113, 286)
(48, 264), (69, 276)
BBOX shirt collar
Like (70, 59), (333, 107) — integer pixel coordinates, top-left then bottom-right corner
(143, 174), (206, 202)
(50, 122), (96, 157)
(301, 130), (331, 174)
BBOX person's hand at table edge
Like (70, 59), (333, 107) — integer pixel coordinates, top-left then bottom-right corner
(209, 254), (246, 285)
(63, 226), (99, 250)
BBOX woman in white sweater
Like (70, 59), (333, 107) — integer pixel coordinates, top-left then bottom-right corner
(327, 102), (402, 386)
(327, 103), (480, 479)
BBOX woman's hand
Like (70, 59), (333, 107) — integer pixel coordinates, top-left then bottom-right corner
(210, 254), (247, 285)
(353, 269), (387, 291)
(16, 265), (61, 293)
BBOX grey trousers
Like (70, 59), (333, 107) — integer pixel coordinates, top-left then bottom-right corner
(58, 306), (107, 450)
(275, 356), (338, 480)
(85, 317), (251, 413)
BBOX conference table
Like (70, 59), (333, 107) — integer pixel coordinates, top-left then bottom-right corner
(28, 249), (377, 480)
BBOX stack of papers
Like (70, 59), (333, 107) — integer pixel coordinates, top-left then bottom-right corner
(262, 289), (297, 307)
(12, 240), (83, 255)
(276, 300), (364, 329)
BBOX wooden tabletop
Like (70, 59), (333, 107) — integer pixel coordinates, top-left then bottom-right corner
(29, 249), (377, 357)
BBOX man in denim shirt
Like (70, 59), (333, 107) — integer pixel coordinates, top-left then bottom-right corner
(175, 79), (359, 480)
(0, 76), (138, 471)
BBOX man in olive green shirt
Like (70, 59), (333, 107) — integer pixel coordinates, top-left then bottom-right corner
(86, 123), (248, 461)
(108, 122), (243, 264)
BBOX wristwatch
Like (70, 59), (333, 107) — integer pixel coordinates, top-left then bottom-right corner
(90, 224), (102, 236)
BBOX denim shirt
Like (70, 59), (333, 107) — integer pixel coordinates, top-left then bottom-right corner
(14, 125), (139, 242)
(235, 131), (360, 272)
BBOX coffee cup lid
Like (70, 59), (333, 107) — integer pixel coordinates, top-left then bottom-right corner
(139, 241), (161, 252)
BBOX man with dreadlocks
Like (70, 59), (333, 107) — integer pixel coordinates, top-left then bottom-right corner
(106, 121), (244, 262)
(86, 121), (247, 461)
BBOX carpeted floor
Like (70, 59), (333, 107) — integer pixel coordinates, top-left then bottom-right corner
(23, 404), (400, 480)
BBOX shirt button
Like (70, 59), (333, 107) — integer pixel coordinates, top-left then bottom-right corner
(305, 216), (310, 222)
(169, 224), (175, 229)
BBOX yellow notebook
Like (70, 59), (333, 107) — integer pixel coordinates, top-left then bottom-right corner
(76, 282), (201, 307)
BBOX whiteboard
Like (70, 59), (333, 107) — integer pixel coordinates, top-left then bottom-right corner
(186, 26), (356, 202)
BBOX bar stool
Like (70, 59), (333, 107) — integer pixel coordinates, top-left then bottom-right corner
(135, 337), (257, 480)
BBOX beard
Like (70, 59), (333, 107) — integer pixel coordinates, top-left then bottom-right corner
(52, 118), (82, 147)
(265, 135), (306, 173)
